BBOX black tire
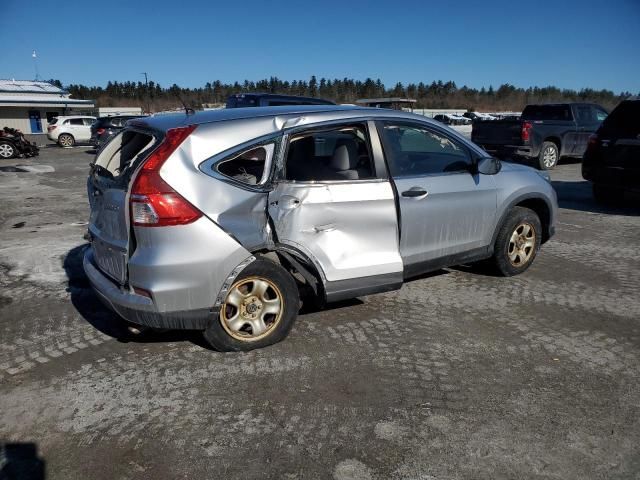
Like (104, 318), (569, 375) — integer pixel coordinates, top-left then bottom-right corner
(0, 141), (16, 159)
(592, 183), (623, 205)
(490, 206), (542, 276)
(203, 258), (300, 351)
(58, 133), (75, 148)
(538, 141), (559, 170)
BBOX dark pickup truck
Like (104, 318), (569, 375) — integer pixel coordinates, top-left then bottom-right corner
(472, 103), (608, 169)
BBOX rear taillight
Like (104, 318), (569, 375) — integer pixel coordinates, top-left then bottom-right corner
(96, 128), (106, 135)
(521, 121), (532, 142)
(130, 125), (201, 227)
(48, 125), (57, 132)
(585, 134), (599, 154)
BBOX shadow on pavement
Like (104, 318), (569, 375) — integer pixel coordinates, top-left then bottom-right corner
(0, 442), (45, 480)
(552, 180), (640, 216)
(63, 244), (210, 349)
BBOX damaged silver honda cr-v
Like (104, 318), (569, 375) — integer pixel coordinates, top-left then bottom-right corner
(84, 105), (557, 351)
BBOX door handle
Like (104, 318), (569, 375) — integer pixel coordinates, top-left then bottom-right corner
(401, 188), (428, 198)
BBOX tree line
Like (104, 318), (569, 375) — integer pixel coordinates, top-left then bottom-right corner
(47, 77), (637, 112)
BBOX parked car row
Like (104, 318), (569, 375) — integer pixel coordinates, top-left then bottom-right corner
(47, 115), (146, 148)
(433, 113), (471, 126)
(90, 115), (147, 148)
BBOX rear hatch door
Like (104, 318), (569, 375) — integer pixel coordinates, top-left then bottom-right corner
(87, 129), (156, 284)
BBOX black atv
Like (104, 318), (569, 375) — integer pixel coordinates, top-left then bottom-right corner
(0, 127), (40, 159)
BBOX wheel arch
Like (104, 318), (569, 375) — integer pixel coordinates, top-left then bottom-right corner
(492, 194), (554, 248)
(253, 244), (327, 303)
(543, 136), (562, 153)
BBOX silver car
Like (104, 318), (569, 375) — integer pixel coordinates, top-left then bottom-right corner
(84, 105), (557, 351)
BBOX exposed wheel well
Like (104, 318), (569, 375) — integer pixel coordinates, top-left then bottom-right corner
(514, 198), (551, 243)
(252, 247), (325, 302)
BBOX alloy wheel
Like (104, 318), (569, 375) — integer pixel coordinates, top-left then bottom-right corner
(507, 222), (536, 267)
(0, 144), (14, 158)
(59, 135), (73, 147)
(542, 146), (557, 168)
(220, 277), (284, 341)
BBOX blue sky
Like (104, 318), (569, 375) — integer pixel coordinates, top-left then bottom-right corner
(1, 0), (639, 92)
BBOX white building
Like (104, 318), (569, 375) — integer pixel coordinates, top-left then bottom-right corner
(0, 79), (94, 136)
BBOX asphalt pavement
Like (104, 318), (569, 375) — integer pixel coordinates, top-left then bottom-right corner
(1, 146), (639, 479)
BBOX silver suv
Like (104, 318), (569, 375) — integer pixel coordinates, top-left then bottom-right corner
(84, 106), (557, 351)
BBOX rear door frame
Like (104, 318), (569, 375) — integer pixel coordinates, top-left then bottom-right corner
(268, 118), (403, 301)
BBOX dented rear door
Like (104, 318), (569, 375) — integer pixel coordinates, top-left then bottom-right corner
(268, 180), (403, 283)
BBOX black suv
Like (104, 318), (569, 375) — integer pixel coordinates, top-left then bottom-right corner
(90, 115), (145, 148)
(226, 93), (334, 108)
(582, 98), (640, 203)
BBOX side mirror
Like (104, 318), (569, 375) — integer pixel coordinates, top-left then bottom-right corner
(476, 156), (501, 175)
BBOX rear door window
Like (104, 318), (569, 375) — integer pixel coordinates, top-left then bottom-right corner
(594, 108), (608, 122)
(284, 123), (375, 181)
(68, 119), (84, 126)
(522, 105), (572, 121)
(575, 105), (593, 123)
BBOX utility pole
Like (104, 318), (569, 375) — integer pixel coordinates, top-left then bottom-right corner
(141, 72), (150, 113)
(32, 50), (41, 81)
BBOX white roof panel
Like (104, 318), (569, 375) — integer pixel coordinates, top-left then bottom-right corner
(0, 79), (66, 94)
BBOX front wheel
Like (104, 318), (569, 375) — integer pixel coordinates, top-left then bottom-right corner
(0, 141), (16, 159)
(538, 141), (559, 170)
(203, 258), (300, 351)
(490, 207), (542, 276)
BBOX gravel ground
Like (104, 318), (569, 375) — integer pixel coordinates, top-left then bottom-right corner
(0, 146), (639, 480)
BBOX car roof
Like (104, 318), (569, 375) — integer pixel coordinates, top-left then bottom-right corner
(55, 115), (95, 119)
(131, 105), (434, 132)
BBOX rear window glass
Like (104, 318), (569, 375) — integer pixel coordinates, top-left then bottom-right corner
(216, 144), (274, 185)
(94, 131), (155, 178)
(48, 117), (58, 125)
(226, 96), (258, 108)
(600, 101), (640, 137)
(522, 105), (572, 121)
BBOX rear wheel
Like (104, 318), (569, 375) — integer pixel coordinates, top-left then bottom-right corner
(490, 207), (541, 276)
(538, 141), (559, 170)
(0, 141), (16, 159)
(203, 258), (299, 351)
(58, 133), (75, 148)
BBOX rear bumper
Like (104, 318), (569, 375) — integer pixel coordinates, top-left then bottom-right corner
(83, 248), (213, 330)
